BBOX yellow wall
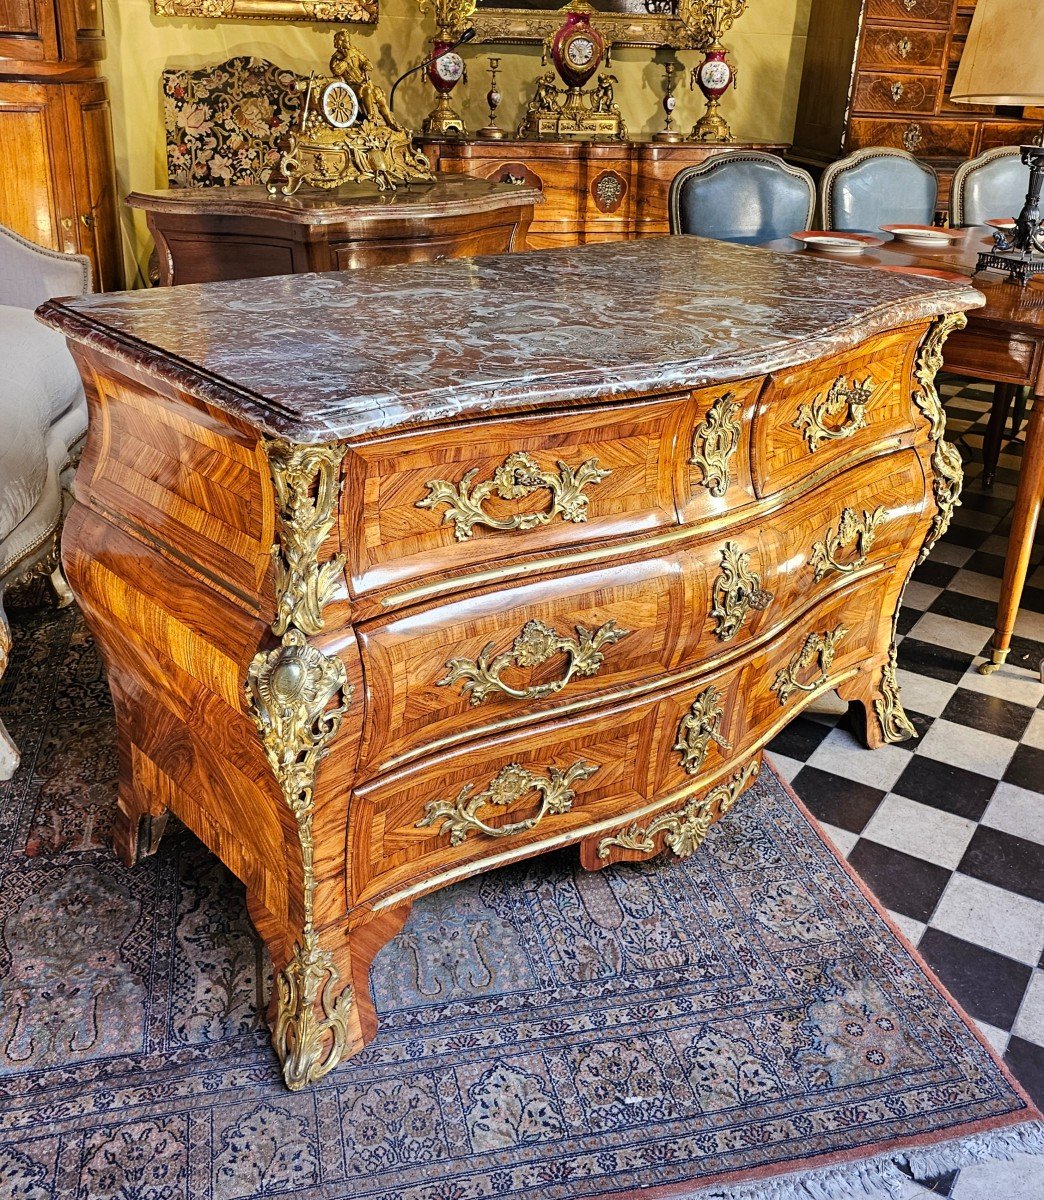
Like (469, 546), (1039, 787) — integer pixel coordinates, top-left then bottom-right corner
(102, 0), (812, 281)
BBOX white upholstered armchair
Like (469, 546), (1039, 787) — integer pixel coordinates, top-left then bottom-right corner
(0, 224), (91, 778)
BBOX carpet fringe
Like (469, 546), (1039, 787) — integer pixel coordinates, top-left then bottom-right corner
(693, 1119), (1044, 1200)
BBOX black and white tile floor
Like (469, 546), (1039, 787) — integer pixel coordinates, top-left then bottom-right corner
(767, 380), (1044, 1185)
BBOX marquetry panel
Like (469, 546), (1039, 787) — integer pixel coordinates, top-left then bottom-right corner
(849, 116), (977, 157)
(864, 0), (951, 21)
(342, 396), (691, 599)
(348, 577), (886, 911)
(751, 328), (921, 498)
(357, 555), (692, 775)
(852, 73), (939, 116)
(858, 26), (947, 71)
(83, 368), (276, 606)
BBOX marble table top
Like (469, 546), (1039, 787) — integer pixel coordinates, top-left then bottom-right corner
(125, 176), (544, 225)
(38, 237), (984, 444)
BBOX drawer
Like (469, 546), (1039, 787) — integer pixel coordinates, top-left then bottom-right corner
(858, 26), (947, 72)
(330, 223), (523, 271)
(355, 450), (925, 775)
(848, 118), (977, 157)
(852, 72), (939, 115)
(750, 327), (920, 497)
(348, 580), (887, 910)
(864, 0), (952, 22)
(342, 380), (763, 601)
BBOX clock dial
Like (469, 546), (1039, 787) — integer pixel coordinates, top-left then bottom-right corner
(434, 52), (465, 84)
(321, 80), (359, 129)
(565, 36), (596, 68)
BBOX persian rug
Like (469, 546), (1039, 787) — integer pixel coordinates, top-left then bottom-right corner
(0, 605), (1041, 1200)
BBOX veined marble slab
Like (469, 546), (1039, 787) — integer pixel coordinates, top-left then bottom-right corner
(37, 236), (983, 444)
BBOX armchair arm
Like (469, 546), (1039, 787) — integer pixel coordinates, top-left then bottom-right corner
(0, 224), (92, 310)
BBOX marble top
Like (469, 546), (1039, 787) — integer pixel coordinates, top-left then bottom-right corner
(125, 177), (543, 225)
(38, 237), (984, 444)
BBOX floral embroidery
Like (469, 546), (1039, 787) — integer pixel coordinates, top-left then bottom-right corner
(163, 58), (305, 188)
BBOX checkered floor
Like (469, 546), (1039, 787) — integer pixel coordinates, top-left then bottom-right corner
(768, 378), (1044, 1148)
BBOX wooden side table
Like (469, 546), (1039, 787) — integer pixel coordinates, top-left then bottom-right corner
(127, 177), (541, 286)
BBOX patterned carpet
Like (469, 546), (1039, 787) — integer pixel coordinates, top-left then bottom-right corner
(0, 601), (1040, 1199)
(768, 379), (1044, 1141)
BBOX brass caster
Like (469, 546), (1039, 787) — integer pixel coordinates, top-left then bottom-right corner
(978, 647), (1009, 676)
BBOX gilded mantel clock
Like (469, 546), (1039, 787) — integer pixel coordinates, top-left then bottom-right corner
(518, 3), (626, 139)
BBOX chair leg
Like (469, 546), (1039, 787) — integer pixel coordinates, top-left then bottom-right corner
(982, 382), (1015, 488)
(0, 592), (19, 780)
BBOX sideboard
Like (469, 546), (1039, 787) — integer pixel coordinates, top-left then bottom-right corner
(127, 176), (540, 286)
(40, 238), (981, 1091)
(420, 138), (787, 248)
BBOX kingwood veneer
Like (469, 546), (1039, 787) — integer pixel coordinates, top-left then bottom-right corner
(38, 238), (982, 1090)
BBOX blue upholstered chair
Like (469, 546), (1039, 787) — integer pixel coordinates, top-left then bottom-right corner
(951, 146), (1026, 227)
(668, 151), (816, 246)
(820, 148), (938, 233)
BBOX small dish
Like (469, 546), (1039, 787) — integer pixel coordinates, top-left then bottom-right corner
(790, 231), (886, 254)
(985, 218), (1017, 233)
(880, 224), (966, 246)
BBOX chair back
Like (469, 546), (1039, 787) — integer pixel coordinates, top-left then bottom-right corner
(668, 152), (816, 245)
(163, 56), (306, 188)
(0, 223), (91, 310)
(951, 147), (1027, 227)
(821, 148), (938, 232)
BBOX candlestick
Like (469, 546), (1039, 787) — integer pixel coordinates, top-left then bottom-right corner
(476, 56), (507, 140)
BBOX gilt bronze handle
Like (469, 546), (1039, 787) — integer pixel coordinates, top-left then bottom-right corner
(417, 451), (611, 542)
(793, 375), (874, 453)
(690, 391), (741, 497)
(417, 759), (599, 846)
(439, 618), (631, 705)
(809, 506), (885, 581)
(675, 685), (732, 775)
(770, 625), (848, 706)
(711, 541), (774, 641)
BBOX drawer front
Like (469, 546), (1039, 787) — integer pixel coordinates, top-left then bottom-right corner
(343, 381), (763, 601)
(751, 328), (920, 497)
(848, 117), (976, 157)
(864, 0), (952, 22)
(852, 72), (939, 115)
(348, 581), (886, 910)
(331, 223), (522, 271)
(859, 27), (947, 72)
(356, 450), (924, 774)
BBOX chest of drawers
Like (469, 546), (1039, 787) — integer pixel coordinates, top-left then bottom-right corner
(791, 0), (1040, 209)
(39, 238), (981, 1091)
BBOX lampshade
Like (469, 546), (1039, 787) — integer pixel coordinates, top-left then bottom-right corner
(950, 0), (1044, 106)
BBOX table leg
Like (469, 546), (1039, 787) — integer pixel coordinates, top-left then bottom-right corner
(982, 382), (1014, 489)
(980, 392), (1044, 674)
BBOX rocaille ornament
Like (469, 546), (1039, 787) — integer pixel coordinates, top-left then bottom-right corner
(267, 31), (433, 194)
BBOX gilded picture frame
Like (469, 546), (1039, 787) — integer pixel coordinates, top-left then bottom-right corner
(471, 0), (705, 48)
(152, 0), (377, 22)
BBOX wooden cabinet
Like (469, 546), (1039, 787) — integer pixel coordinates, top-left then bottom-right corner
(790, 0), (1040, 209)
(421, 138), (787, 249)
(0, 0), (121, 290)
(40, 237), (977, 1089)
(126, 179), (539, 286)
